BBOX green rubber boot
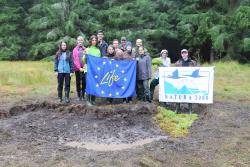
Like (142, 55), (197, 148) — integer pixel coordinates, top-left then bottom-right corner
(175, 103), (180, 114)
(65, 91), (70, 103)
(188, 103), (193, 114)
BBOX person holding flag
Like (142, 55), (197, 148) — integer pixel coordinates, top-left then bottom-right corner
(105, 45), (116, 104)
(85, 35), (101, 106)
(122, 45), (134, 103)
(175, 49), (198, 113)
(86, 44), (137, 104)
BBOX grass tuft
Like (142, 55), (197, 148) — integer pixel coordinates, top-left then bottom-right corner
(155, 106), (198, 137)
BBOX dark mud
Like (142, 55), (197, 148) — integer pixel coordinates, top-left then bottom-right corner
(0, 99), (249, 167)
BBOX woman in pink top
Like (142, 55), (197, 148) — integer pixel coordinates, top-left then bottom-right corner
(73, 36), (86, 101)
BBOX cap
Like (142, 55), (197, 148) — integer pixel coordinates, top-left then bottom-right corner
(161, 49), (168, 54)
(181, 49), (188, 53)
(121, 37), (127, 41)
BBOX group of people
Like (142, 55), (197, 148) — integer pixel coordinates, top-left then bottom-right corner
(54, 30), (197, 113)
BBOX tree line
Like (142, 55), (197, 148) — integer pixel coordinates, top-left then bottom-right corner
(1, 0), (250, 62)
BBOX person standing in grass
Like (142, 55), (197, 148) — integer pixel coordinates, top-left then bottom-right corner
(132, 39), (149, 99)
(122, 45), (134, 103)
(175, 49), (198, 114)
(136, 46), (152, 103)
(150, 49), (171, 100)
(54, 41), (74, 103)
(85, 35), (101, 106)
(73, 36), (86, 101)
(105, 45), (116, 104)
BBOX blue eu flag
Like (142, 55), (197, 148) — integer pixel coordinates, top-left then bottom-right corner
(86, 55), (136, 98)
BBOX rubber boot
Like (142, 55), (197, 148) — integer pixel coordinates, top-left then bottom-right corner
(126, 97), (132, 103)
(77, 92), (82, 101)
(142, 95), (146, 102)
(137, 95), (143, 101)
(107, 98), (113, 104)
(146, 93), (152, 103)
(188, 103), (193, 114)
(65, 91), (70, 103)
(58, 91), (63, 102)
(87, 95), (92, 106)
(91, 96), (96, 105)
(82, 92), (86, 101)
(150, 91), (154, 100)
(175, 103), (180, 114)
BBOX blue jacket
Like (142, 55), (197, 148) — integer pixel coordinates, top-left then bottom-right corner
(54, 51), (74, 73)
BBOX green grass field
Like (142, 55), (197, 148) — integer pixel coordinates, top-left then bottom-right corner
(1, 61), (249, 102)
(0, 61), (56, 97)
(209, 61), (250, 103)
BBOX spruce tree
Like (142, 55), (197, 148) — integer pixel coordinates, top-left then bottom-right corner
(0, 0), (22, 60)
(27, 0), (100, 59)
